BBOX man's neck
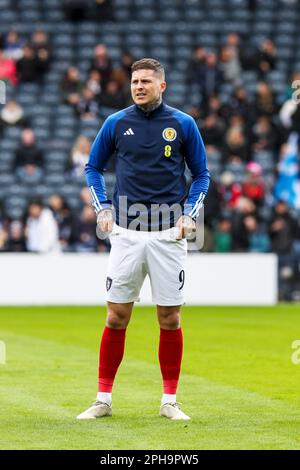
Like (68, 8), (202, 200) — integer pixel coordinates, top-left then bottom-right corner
(137, 96), (162, 113)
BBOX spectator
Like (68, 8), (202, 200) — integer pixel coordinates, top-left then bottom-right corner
(3, 31), (24, 61)
(228, 87), (254, 121)
(70, 135), (91, 177)
(255, 39), (276, 78)
(120, 51), (135, 80)
(231, 197), (257, 251)
(269, 201), (299, 254)
(206, 94), (228, 121)
(213, 218), (232, 252)
(16, 45), (39, 82)
(86, 70), (102, 98)
(251, 115), (277, 153)
(270, 200), (300, 300)
(99, 79), (126, 110)
(243, 215), (270, 252)
(76, 87), (99, 120)
(94, 0), (114, 21)
(203, 177), (222, 227)
(0, 205), (8, 251)
(5, 220), (27, 252)
(199, 52), (223, 107)
(274, 136), (300, 210)
(90, 44), (113, 88)
(186, 47), (207, 85)
(30, 30), (52, 75)
(111, 67), (132, 105)
(61, 66), (83, 106)
(0, 100), (26, 127)
(79, 187), (93, 210)
(242, 161), (265, 207)
(219, 170), (243, 209)
(223, 126), (248, 162)
(254, 82), (277, 118)
(201, 113), (225, 149)
(48, 194), (74, 251)
(15, 128), (44, 183)
(25, 200), (60, 253)
(219, 46), (242, 87)
(63, 0), (89, 21)
(72, 205), (97, 252)
(0, 49), (17, 85)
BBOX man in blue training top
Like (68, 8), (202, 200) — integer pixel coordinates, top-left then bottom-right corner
(77, 58), (210, 421)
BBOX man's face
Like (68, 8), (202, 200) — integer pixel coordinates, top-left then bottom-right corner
(131, 69), (166, 106)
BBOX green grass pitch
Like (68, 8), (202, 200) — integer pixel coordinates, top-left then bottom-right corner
(0, 304), (300, 450)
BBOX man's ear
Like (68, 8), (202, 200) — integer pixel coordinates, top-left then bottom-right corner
(161, 81), (167, 93)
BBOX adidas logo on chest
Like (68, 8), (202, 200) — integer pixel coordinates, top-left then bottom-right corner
(123, 128), (134, 135)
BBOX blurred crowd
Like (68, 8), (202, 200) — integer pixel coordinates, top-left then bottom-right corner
(1, 13), (300, 297)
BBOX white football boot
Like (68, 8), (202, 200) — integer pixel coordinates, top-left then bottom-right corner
(159, 402), (191, 420)
(76, 401), (112, 420)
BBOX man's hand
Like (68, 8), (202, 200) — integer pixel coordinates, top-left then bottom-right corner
(176, 215), (196, 240)
(97, 209), (114, 234)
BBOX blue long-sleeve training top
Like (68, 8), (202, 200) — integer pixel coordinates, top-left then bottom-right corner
(85, 102), (210, 231)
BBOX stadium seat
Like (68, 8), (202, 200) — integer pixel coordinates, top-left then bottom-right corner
(0, 173), (16, 187)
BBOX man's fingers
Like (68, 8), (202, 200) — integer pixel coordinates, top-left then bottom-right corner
(97, 209), (114, 234)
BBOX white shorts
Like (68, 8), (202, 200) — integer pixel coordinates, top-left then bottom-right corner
(105, 224), (187, 306)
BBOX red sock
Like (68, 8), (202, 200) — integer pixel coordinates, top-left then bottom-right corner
(98, 326), (126, 393)
(159, 327), (183, 394)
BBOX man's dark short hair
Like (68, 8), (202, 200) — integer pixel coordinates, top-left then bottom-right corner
(131, 58), (165, 81)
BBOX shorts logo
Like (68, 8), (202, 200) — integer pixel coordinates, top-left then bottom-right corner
(162, 127), (177, 142)
(106, 277), (113, 291)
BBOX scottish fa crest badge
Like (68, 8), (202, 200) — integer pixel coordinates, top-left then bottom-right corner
(162, 127), (177, 142)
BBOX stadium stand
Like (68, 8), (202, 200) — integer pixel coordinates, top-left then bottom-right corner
(1, 0), (300, 298)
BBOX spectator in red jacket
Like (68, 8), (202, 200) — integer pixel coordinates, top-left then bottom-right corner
(0, 49), (17, 85)
(242, 161), (265, 207)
